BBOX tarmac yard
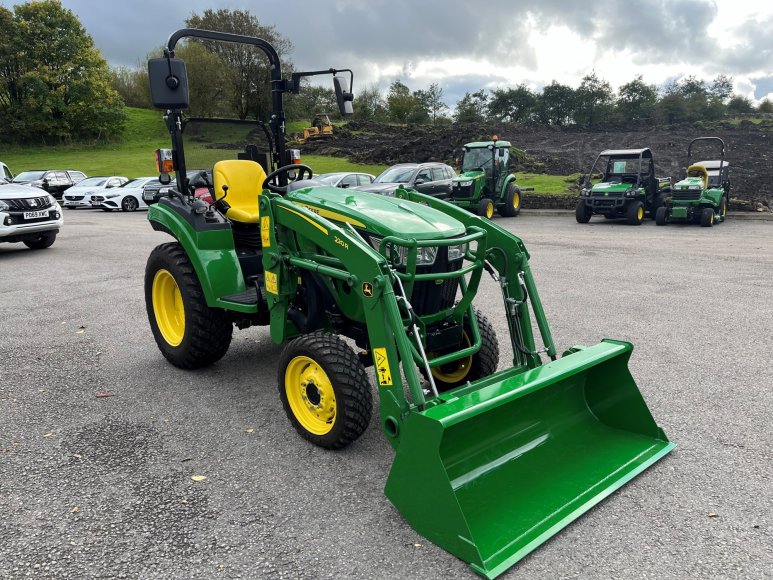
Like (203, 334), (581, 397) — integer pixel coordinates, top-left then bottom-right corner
(1, 211), (771, 579)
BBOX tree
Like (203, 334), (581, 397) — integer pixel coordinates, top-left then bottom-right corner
(185, 9), (293, 120)
(386, 80), (417, 123)
(574, 72), (614, 126)
(110, 65), (150, 109)
(757, 98), (773, 114)
(709, 75), (734, 103)
(409, 89), (432, 124)
(453, 90), (488, 123)
(726, 95), (754, 115)
(534, 81), (575, 126)
(424, 83), (449, 123)
(355, 83), (388, 121)
(487, 84), (536, 123)
(616, 75), (658, 122)
(0, 0), (125, 144)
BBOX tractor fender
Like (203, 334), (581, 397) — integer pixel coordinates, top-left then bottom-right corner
(498, 173), (518, 201)
(148, 202), (248, 310)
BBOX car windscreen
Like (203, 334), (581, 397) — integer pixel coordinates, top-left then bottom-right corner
(122, 178), (149, 188)
(76, 177), (108, 187)
(375, 167), (414, 183)
(316, 174), (342, 185)
(462, 149), (492, 172)
(13, 171), (46, 181)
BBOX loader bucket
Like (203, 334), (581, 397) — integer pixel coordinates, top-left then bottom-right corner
(385, 339), (674, 579)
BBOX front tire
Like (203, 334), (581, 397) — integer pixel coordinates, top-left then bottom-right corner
(575, 200), (592, 223)
(626, 201), (645, 225)
(427, 308), (499, 391)
(499, 184), (522, 217)
(655, 206), (669, 226)
(145, 242), (233, 369)
(278, 331), (372, 449)
(23, 231), (56, 249)
(122, 196), (139, 212)
(477, 198), (495, 219)
(700, 207), (715, 227)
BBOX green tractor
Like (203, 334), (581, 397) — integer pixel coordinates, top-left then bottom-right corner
(144, 29), (673, 579)
(656, 137), (730, 227)
(449, 139), (527, 219)
(576, 148), (671, 225)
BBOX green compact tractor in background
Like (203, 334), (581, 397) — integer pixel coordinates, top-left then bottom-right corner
(449, 139), (529, 219)
(656, 137), (730, 227)
(144, 29), (673, 578)
(576, 148), (671, 225)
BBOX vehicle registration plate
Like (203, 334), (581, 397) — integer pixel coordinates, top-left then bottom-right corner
(23, 210), (49, 220)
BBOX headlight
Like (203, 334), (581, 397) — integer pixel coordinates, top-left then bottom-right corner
(159, 187), (170, 194)
(447, 243), (468, 261)
(368, 236), (437, 266)
(47, 194), (57, 205)
(625, 188), (637, 197)
(0, 200), (9, 211)
(581, 188), (591, 197)
(105, 193), (120, 199)
(382, 189), (395, 197)
(457, 179), (474, 187)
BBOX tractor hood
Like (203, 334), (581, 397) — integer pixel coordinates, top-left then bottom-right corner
(452, 171), (484, 183)
(590, 181), (636, 194)
(673, 176), (704, 190)
(287, 186), (466, 240)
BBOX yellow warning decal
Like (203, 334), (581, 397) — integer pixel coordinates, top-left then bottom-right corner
(373, 347), (392, 386)
(261, 216), (271, 247)
(293, 202), (366, 229)
(265, 271), (278, 295)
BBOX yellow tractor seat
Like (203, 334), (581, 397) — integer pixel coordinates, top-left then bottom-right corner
(686, 164), (709, 190)
(213, 160), (267, 224)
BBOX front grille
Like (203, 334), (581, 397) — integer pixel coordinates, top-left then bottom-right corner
(672, 190), (701, 200)
(3, 196), (52, 210)
(65, 195), (85, 201)
(452, 184), (474, 198)
(410, 251), (463, 316)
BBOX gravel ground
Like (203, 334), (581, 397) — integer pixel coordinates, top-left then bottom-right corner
(1, 209), (771, 579)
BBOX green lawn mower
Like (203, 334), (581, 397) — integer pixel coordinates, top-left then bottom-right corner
(576, 148), (671, 225)
(449, 139), (529, 219)
(656, 137), (730, 227)
(144, 28), (673, 579)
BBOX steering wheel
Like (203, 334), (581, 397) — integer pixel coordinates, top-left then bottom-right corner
(263, 164), (313, 194)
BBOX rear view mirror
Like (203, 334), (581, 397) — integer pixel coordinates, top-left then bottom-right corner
(334, 76), (353, 117)
(148, 57), (189, 109)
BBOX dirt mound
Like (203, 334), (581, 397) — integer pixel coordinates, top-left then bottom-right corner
(298, 120), (773, 205)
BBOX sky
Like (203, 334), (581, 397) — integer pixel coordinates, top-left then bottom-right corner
(20, 0), (773, 106)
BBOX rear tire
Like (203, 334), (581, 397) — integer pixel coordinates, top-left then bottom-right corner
(498, 184), (522, 217)
(427, 308), (499, 391)
(278, 331), (372, 449)
(23, 231), (56, 249)
(575, 200), (592, 223)
(700, 207), (715, 227)
(145, 242), (233, 369)
(122, 196), (139, 212)
(477, 198), (495, 219)
(626, 201), (645, 225)
(655, 206), (669, 226)
(718, 196), (728, 222)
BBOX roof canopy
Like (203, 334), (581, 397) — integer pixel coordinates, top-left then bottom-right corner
(598, 148), (652, 158)
(464, 140), (512, 149)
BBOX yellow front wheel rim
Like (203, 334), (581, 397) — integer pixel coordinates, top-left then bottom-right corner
(152, 269), (185, 347)
(637, 206), (644, 220)
(486, 202), (494, 219)
(513, 192), (520, 209)
(285, 356), (337, 435)
(430, 333), (473, 383)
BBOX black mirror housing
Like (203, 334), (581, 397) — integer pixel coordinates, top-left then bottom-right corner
(334, 75), (353, 117)
(148, 57), (189, 109)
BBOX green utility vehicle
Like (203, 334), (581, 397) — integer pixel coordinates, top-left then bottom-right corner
(576, 148), (671, 225)
(656, 137), (730, 227)
(144, 29), (673, 579)
(449, 139), (527, 219)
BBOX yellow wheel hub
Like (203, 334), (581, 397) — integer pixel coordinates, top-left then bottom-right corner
(430, 333), (473, 384)
(285, 356), (337, 435)
(637, 206), (644, 220)
(513, 191), (520, 209)
(152, 269), (185, 347)
(486, 202), (494, 219)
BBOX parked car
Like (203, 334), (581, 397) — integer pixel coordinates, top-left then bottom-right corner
(62, 176), (129, 209)
(143, 170), (210, 205)
(94, 177), (156, 212)
(316, 172), (375, 188)
(0, 183), (63, 249)
(11, 169), (87, 199)
(355, 162), (456, 198)
(0, 162), (13, 181)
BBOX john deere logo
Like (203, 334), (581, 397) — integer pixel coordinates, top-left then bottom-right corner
(362, 282), (373, 297)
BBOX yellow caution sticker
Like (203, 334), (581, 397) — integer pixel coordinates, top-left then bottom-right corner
(260, 216), (271, 247)
(265, 271), (278, 295)
(373, 347), (392, 386)
(362, 282), (373, 297)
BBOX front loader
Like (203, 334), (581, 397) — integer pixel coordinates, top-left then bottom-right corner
(144, 28), (674, 578)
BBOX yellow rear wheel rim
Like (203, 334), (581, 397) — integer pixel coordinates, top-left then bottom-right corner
(513, 192), (520, 209)
(285, 356), (336, 435)
(637, 206), (644, 220)
(486, 201), (494, 219)
(430, 333), (473, 384)
(152, 269), (185, 347)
